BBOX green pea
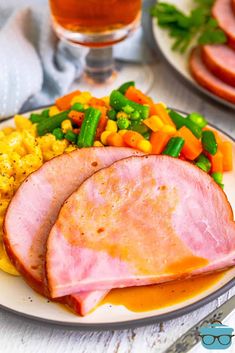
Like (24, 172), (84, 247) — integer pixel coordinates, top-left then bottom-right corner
(130, 111), (140, 120)
(65, 130), (77, 143)
(117, 118), (130, 130)
(52, 128), (64, 140)
(123, 105), (134, 114)
(107, 109), (117, 121)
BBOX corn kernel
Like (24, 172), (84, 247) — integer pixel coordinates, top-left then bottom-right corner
(61, 119), (73, 133)
(49, 106), (60, 117)
(14, 115), (32, 131)
(116, 112), (128, 119)
(137, 140), (152, 153)
(118, 129), (128, 136)
(0, 141), (12, 154)
(71, 92), (92, 105)
(93, 140), (104, 147)
(52, 140), (69, 155)
(105, 120), (118, 132)
(101, 131), (112, 145)
(101, 96), (110, 106)
(0, 155), (14, 176)
(0, 199), (10, 217)
(0, 175), (14, 194)
(65, 145), (77, 153)
(161, 125), (176, 135)
(158, 102), (167, 109)
(3, 127), (15, 135)
(6, 132), (22, 149)
(0, 131), (5, 139)
(143, 115), (164, 132)
(0, 243), (20, 276)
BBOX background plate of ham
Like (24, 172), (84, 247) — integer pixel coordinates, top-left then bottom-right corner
(0, 109), (234, 329)
(152, 0), (235, 110)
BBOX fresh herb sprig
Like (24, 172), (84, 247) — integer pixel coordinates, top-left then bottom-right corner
(151, 0), (227, 53)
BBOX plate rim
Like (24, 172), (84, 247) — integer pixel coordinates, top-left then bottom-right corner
(150, 0), (235, 111)
(0, 107), (234, 330)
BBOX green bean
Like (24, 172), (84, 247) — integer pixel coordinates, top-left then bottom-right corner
(169, 110), (202, 138)
(37, 110), (70, 136)
(77, 107), (101, 148)
(196, 154), (211, 173)
(202, 130), (218, 155)
(162, 137), (185, 157)
(187, 112), (207, 128)
(118, 81), (135, 95)
(110, 91), (149, 119)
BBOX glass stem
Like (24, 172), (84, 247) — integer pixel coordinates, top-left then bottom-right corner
(85, 47), (115, 83)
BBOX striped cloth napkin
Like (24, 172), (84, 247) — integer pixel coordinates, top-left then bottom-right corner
(0, 0), (154, 119)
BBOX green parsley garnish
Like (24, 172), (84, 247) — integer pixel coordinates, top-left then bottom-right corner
(151, 0), (227, 53)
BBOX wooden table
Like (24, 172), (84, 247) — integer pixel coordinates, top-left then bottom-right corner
(0, 62), (234, 353)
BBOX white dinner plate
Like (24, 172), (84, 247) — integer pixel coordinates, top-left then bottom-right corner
(0, 107), (234, 329)
(152, 0), (235, 110)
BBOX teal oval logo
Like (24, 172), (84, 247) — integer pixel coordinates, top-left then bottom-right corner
(199, 321), (234, 350)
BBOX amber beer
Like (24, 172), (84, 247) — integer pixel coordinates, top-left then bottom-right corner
(49, 0), (141, 44)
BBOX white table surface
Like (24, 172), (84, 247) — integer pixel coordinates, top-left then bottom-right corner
(0, 61), (235, 353)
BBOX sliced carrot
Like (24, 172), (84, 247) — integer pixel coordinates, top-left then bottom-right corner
(89, 97), (106, 107)
(95, 110), (108, 139)
(125, 86), (152, 105)
(123, 131), (144, 148)
(68, 111), (84, 126)
(153, 104), (176, 128)
(208, 150), (223, 173)
(177, 126), (202, 160)
(143, 115), (164, 132)
(219, 141), (233, 171)
(56, 90), (81, 110)
(106, 132), (126, 147)
(125, 86), (158, 115)
(150, 131), (170, 155)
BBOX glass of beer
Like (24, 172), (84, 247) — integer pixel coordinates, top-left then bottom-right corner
(49, 0), (152, 93)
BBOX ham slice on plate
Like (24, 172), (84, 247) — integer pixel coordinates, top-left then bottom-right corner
(202, 45), (235, 87)
(233, 0), (235, 14)
(189, 47), (235, 104)
(46, 155), (235, 298)
(4, 147), (142, 315)
(212, 0), (235, 50)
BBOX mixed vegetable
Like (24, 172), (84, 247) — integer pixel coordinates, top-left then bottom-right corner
(30, 82), (233, 188)
(0, 82), (233, 275)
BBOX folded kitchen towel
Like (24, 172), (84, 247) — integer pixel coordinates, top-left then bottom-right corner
(0, 0), (155, 119)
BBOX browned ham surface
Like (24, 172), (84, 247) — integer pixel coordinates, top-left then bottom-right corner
(190, 48), (235, 104)
(212, 0), (235, 50)
(202, 45), (235, 87)
(4, 147), (142, 315)
(46, 156), (235, 298)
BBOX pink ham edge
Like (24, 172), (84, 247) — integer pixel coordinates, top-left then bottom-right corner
(3, 147), (143, 315)
(212, 0), (235, 50)
(46, 155), (235, 298)
(189, 47), (235, 104)
(202, 45), (235, 87)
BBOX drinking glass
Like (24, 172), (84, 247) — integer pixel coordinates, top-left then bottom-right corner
(49, 0), (153, 95)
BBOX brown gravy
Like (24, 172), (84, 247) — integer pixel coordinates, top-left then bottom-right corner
(102, 272), (225, 312)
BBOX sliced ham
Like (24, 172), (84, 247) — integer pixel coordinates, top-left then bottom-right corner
(233, 0), (235, 14)
(4, 147), (142, 315)
(202, 45), (235, 87)
(46, 155), (235, 298)
(189, 47), (235, 104)
(212, 0), (235, 50)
